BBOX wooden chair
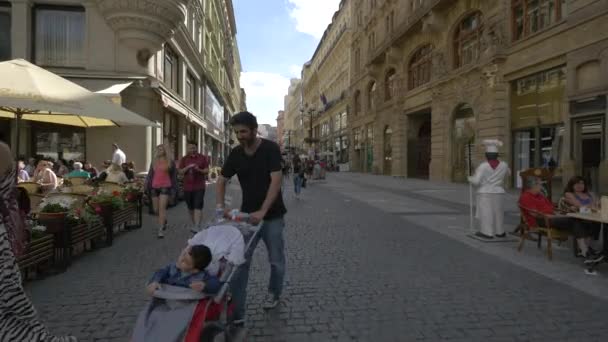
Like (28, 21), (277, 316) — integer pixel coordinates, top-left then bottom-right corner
(517, 205), (571, 260)
(67, 177), (88, 186)
(71, 184), (95, 195)
(99, 181), (124, 194)
(18, 182), (40, 195)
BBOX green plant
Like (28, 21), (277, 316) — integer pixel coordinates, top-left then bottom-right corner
(88, 190), (125, 210)
(40, 203), (69, 214)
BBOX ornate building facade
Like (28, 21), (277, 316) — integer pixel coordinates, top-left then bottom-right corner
(301, 0), (351, 166)
(345, 0), (608, 193)
(0, 0), (244, 170)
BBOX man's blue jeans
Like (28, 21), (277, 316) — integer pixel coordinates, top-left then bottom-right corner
(293, 175), (302, 194)
(230, 217), (286, 321)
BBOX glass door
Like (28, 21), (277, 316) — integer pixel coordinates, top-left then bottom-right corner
(573, 117), (604, 193)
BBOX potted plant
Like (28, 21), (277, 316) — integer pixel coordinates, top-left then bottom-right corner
(87, 189), (125, 222)
(37, 202), (69, 234)
(122, 184), (142, 203)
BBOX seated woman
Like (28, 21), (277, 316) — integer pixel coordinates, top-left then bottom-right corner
(561, 176), (602, 255)
(33, 160), (58, 193)
(66, 162), (91, 179)
(519, 176), (603, 264)
(105, 163), (129, 184)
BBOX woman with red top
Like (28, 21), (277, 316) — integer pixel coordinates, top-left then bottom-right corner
(519, 176), (603, 264)
(145, 143), (177, 239)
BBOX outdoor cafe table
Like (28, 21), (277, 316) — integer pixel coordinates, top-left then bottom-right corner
(567, 212), (608, 254)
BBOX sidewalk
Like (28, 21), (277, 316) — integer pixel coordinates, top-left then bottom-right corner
(320, 172), (608, 300)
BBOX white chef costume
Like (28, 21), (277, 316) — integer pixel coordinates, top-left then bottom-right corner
(468, 139), (511, 237)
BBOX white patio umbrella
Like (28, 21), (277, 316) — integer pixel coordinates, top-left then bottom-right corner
(0, 59), (158, 154)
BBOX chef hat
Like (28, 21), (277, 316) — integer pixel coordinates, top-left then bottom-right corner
(482, 139), (503, 153)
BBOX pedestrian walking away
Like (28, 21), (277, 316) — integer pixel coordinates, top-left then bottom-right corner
(179, 143), (210, 230)
(146, 143), (178, 239)
(292, 155), (304, 197)
(216, 111), (287, 326)
(0, 142), (77, 342)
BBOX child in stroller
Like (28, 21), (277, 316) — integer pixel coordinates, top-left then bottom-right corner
(146, 244), (220, 296)
(132, 216), (258, 342)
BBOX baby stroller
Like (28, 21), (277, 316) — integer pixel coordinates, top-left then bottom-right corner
(132, 215), (261, 342)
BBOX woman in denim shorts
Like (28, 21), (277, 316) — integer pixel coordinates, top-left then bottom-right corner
(145, 144), (177, 238)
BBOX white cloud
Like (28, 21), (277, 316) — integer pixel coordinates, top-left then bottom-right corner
(288, 64), (302, 77)
(240, 71), (291, 125)
(286, 0), (341, 39)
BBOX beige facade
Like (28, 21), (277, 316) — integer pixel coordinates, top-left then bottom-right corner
(301, 0), (352, 166)
(0, 0), (243, 171)
(338, 0), (608, 194)
(282, 78), (304, 153)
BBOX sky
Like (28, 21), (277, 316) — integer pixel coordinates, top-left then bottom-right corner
(233, 0), (341, 125)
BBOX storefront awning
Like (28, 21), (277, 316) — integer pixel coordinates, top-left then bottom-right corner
(68, 78), (134, 105)
(159, 89), (208, 129)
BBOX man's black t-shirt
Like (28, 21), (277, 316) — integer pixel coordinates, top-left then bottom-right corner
(221, 139), (287, 219)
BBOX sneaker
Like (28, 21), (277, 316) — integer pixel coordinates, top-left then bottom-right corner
(262, 294), (279, 310)
(157, 227), (165, 239)
(231, 318), (246, 326)
(584, 253), (604, 264)
(495, 233), (506, 238)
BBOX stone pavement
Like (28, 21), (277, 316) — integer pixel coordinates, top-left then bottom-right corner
(25, 173), (608, 341)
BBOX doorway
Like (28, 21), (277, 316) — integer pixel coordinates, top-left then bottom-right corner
(452, 104), (476, 183)
(407, 112), (431, 179)
(574, 117), (603, 193)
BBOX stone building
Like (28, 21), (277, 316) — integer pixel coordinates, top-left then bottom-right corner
(301, 0), (351, 166)
(345, 0), (608, 193)
(282, 78), (304, 154)
(0, 0), (244, 171)
(276, 110), (285, 150)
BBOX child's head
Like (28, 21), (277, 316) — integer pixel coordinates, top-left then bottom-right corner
(177, 245), (212, 273)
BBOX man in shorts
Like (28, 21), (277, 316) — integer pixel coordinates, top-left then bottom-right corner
(179, 143), (210, 229)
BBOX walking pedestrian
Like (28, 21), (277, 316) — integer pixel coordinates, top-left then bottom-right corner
(178, 143), (210, 229)
(145, 143), (177, 239)
(216, 111), (287, 325)
(111, 143), (126, 166)
(0, 142), (77, 342)
(292, 155), (304, 198)
(468, 139), (511, 239)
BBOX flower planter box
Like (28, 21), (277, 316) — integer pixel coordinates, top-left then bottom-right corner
(37, 212), (67, 234)
(18, 233), (54, 280)
(70, 222), (105, 251)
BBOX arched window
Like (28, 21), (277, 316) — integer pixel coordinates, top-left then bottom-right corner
(367, 81), (377, 110)
(353, 90), (361, 115)
(409, 44), (433, 89)
(385, 69), (397, 101)
(454, 12), (483, 68)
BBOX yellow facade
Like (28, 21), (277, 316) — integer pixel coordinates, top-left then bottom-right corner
(301, 0), (351, 165)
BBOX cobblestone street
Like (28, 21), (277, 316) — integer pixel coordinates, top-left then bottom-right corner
(26, 173), (608, 342)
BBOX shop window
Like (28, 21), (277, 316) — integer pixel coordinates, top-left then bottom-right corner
(512, 0), (565, 41)
(185, 72), (197, 108)
(163, 113), (179, 159)
(34, 5), (85, 67)
(354, 128), (361, 150)
(164, 45), (179, 92)
(385, 69), (397, 101)
(511, 66), (565, 129)
(409, 44), (433, 89)
(33, 123), (85, 162)
(513, 126), (563, 190)
(454, 12), (483, 68)
(0, 3), (11, 61)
